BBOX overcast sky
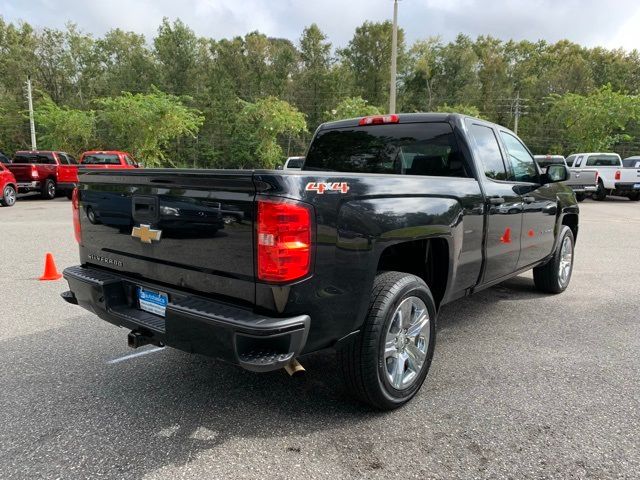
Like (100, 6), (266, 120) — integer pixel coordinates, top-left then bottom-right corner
(2, 0), (640, 51)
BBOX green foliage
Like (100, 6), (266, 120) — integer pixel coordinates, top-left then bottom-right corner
(34, 96), (95, 154)
(96, 89), (204, 166)
(435, 103), (482, 118)
(546, 85), (640, 151)
(2, 17), (640, 163)
(230, 97), (306, 169)
(325, 97), (381, 122)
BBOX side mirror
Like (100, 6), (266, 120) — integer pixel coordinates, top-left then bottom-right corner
(544, 164), (569, 183)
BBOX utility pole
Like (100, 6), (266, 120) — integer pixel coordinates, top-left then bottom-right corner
(513, 91), (520, 135)
(26, 76), (37, 150)
(389, 0), (399, 114)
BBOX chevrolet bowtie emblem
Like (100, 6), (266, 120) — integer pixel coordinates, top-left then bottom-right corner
(131, 224), (162, 244)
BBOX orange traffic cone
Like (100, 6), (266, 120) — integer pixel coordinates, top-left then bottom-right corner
(39, 252), (62, 281)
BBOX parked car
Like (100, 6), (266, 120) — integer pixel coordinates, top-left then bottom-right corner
(7, 151), (79, 199)
(567, 153), (640, 201)
(622, 156), (640, 169)
(61, 113), (578, 410)
(0, 151), (11, 164)
(0, 162), (17, 207)
(283, 156), (304, 170)
(534, 154), (597, 201)
(79, 150), (140, 169)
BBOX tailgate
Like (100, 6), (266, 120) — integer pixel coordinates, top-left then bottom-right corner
(7, 164), (38, 181)
(78, 170), (256, 304)
(621, 168), (640, 183)
(568, 169), (597, 185)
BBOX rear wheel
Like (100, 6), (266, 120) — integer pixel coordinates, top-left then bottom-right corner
(337, 271), (436, 410)
(628, 192), (640, 201)
(41, 179), (56, 200)
(1, 185), (16, 207)
(65, 190), (74, 200)
(575, 193), (585, 202)
(592, 180), (607, 201)
(533, 227), (574, 294)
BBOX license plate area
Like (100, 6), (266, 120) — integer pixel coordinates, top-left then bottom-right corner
(137, 287), (168, 317)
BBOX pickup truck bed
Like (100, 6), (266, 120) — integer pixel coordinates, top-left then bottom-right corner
(62, 113), (579, 409)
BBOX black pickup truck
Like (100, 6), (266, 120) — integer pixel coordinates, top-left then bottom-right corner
(62, 113), (578, 410)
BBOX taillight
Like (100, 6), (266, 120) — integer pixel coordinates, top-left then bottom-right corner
(71, 188), (81, 244)
(257, 199), (312, 283)
(31, 165), (38, 178)
(615, 170), (621, 180)
(358, 114), (399, 126)
(595, 172), (599, 184)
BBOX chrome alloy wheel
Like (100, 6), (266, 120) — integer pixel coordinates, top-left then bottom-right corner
(383, 296), (430, 390)
(3, 186), (16, 206)
(558, 235), (573, 287)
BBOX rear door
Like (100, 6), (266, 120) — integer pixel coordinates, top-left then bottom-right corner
(56, 153), (79, 183)
(467, 121), (523, 282)
(498, 131), (557, 268)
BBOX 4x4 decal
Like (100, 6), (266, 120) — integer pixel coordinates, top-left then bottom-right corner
(305, 182), (350, 194)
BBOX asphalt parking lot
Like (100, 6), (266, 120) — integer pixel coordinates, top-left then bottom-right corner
(1, 195), (639, 479)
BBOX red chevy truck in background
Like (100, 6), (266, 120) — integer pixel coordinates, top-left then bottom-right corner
(8, 151), (79, 200)
(79, 151), (140, 169)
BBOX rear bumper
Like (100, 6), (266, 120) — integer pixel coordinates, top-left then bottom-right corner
(62, 265), (310, 372)
(570, 185), (597, 193)
(17, 181), (40, 191)
(614, 182), (640, 192)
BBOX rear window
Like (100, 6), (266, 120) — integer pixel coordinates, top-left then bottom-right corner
(82, 154), (120, 165)
(585, 155), (620, 166)
(12, 154), (54, 164)
(303, 122), (468, 177)
(286, 158), (304, 169)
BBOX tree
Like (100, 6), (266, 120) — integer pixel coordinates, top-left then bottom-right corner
(324, 96), (381, 121)
(34, 96), (95, 154)
(230, 97), (306, 168)
(154, 18), (200, 95)
(546, 85), (640, 151)
(435, 103), (482, 118)
(340, 21), (405, 108)
(96, 88), (204, 166)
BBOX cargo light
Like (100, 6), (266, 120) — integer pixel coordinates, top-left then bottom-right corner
(72, 188), (81, 244)
(257, 199), (313, 283)
(358, 114), (400, 126)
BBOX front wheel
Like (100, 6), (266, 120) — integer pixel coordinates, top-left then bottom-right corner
(1, 185), (16, 207)
(41, 179), (56, 200)
(533, 226), (575, 294)
(337, 271), (437, 410)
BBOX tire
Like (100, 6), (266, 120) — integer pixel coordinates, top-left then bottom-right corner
(533, 226), (575, 294)
(41, 179), (56, 200)
(337, 271), (437, 410)
(86, 207), (98, 224)
(628, 192), (640, 202)
(65, 190), (73, 200)
(592, 180), (606, 201)
(1, 185), (16, 207)
(575, 193), (585, 202)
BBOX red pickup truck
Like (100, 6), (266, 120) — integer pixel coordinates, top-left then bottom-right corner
(0, 162), (17, 207)
(8, 151), (79, 199)
(79, 151), (140, 169)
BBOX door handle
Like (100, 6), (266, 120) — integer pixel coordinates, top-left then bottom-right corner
(523, 196), (536, 204)
(488, 196), (505, 205)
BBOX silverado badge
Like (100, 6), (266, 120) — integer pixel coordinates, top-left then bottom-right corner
(132, 224), (162, 244)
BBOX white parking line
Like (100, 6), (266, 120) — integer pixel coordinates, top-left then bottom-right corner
(107, 346), (165, 364)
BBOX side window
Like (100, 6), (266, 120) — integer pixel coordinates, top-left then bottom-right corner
(67, 155), (78, 165)
(124, 155), (135, 166)
(469, 124), (508, 181)
(58, 154), (70, 165)
(574, 155), (584, 167)
(499, 131), (539, 183)
(566, 155), (576, 167)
